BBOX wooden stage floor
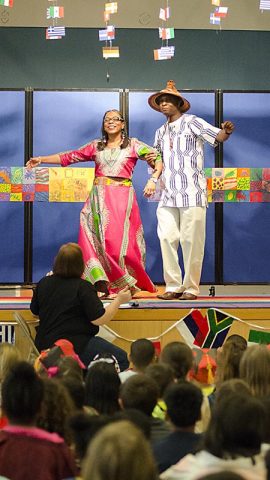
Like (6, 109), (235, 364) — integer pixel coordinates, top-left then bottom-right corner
(1, 285), (270, 355)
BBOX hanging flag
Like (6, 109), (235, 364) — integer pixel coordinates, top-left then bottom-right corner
(99, 26), (115, 41)
(104, 11), (110, 21)
(105, 2), (118, 14)
(176, 308), (236, 348)
(0, 0), (13, 6)
(210, 13), (221, 25)
(46, 26), (66, 40)
(159, 7), (170, 21)
(159, 27), (175, 40)
(46, 6), (64, 19)
(248, 330), (270, 345)
(212, 0), (220, 5)
(214, 6), (228, 17)
(102, 46), (120, 58)
(154, 46), (175, 61)
(260, 0), (270, 9)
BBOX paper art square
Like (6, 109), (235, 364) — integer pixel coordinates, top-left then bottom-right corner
(11, 184), (22, 193)
(223, 177), (237, 190)
(10, 193), (22, 201)
(237, 168), (250, 178)
(237, 177), (250, 190)
(224, 190), (236, 202)
(263, 192), (270, 202)
(262, 168), (270, 181)
(236, 191), (250, 202)
(250, 180), (262, 191)
(0, 193), (10, 201)
(211, 191), (224, 202)
(23, 168), (36, 184)
(35, 191), (49, 201)
(250, 168), (262, 181)
(250, 192), (263, 202)
(204, 168), (212, 178)
(11, 167), (23, 184)
(23, 192), (35, 202)
(36, 167), (49, 184)
(212, 177), (224, 190)
(0, 167), (11, 184)
(23, 184), (35, 193)
(212, 168), (224, 178)
(0, 184), (11, 193)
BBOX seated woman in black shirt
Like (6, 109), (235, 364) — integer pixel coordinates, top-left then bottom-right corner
(30, 242), (131, 370)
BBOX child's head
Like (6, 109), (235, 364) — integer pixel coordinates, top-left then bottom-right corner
(144, 362), (174, 398)
(239, 344), (270, 397)
(160, 341), (193, 380)
(164, 381), (203, 428)
(130, 339), (156, 371)
(2, 361), (44, 425)
(0, 343), (21, 383)
(119, 373), (159, 417)
(82, 420), (157, 480)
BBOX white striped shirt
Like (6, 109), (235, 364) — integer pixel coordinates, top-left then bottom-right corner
(154, 114), (220, 208)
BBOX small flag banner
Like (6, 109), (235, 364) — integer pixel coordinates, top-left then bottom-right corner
(159, 27), (175, 40)
(46, 26), (66, 40)
(248, 329), (270, 344)
(0, 0), (13, 6)
(154, 46), (175, 60)
(212, 0), (220, 5)
(159, 7), (170, 21)
(102, 46), (119, 58)
(214, 6), (228, 17)
(99, 26), (115, 41)
(176, 308), (236, 348)
(47, 6), (64, 19)
(105, 2), (117, 14)
(260, 0), (270, 10)
(210, 13), (221, 25)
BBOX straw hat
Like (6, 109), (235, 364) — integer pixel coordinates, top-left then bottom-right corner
(148, 80), (190, 113)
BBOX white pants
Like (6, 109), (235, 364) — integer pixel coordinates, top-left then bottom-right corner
(157, 205), (206, 296)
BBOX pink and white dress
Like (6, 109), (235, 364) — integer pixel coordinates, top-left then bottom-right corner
(60, 138), (161, 293)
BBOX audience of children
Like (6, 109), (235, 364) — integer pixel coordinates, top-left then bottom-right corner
(1, 320), (270, 480)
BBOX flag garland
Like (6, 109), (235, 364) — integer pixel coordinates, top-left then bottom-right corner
(154, 0), (175, 61)
(210, 0), (228, 27)
(0, 0), (13, 7)
(176, 308), (237, 348)
(260, 0), (270, 11)
(46, 0), (65, 40)
(100, 1), (119, 61)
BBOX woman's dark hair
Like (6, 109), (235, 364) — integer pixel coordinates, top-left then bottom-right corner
(203, 393), (265, 459)
(2, 361), (44, 425)
(53, 242), (84, 278)
(97, 109), (130, 150)
(85, 361), (121, 414)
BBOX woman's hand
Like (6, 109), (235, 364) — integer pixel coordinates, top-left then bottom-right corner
(117, 286), (132, 304)
(143, 179), (156, 197)
(26, 157), (42, 170)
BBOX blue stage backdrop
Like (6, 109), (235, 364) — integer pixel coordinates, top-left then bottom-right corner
(223, 93), (270, 283)
(128, 91), (216, 284)
(0, 90), (25, 282)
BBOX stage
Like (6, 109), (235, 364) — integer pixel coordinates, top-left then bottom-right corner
(0, 285), (270, 357)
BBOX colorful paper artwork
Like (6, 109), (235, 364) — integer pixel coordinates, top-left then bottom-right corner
(210, 1), (228, 26)
(0, 167), (94, 202)
(206, 167), (270, 203)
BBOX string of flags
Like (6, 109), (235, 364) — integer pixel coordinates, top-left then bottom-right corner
(46, 0), (65, 40)
(154, 0), (175, 61)
(260, 0), (270, 10)
(210, 0), (228, 27)
(99, 2), (119, 59)
(0, 0), (13, 7)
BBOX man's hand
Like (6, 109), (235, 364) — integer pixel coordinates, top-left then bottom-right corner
(221, 121), (235, 135)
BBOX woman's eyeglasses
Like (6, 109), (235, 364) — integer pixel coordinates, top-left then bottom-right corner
(104, 116), (124, 123)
